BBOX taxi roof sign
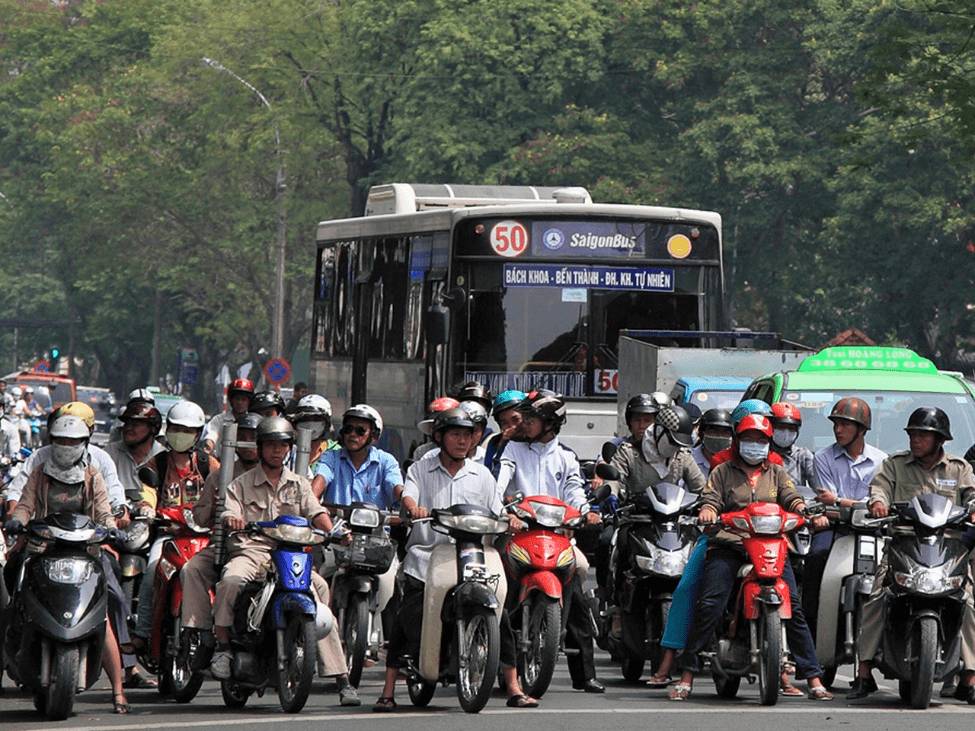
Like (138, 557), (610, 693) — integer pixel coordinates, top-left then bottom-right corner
(796, 347), (937, 374)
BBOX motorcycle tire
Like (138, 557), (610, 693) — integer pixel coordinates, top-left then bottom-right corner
(162, 646), (204, 703)
(456, 606), (501, 713)
(277, 614), (317, 713)
(909, 616), (938, 709)
(221, 680), (250, 708)
(343, 595), (370, 688)
(408, 675), (436, 706)
(621, 656), (646, 683)
(46, 642), (79, 720)
(713, 673), (741, 698)
(757, 608), (782, 706)
(898, 679), (912, 704)
(518, 594), (560, 698)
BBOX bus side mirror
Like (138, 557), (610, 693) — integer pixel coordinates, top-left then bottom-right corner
(426, 305), (449, 345)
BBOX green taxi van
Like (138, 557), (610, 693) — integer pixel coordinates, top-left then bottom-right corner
(741, 346), (975, 456)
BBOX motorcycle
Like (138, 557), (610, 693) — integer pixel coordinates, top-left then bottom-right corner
(813, 500), (881, 689)
(603, 480), (700, 682)
(137, 504), (210, 702)
(871, 493), (971, 709)
(324, 501), (398, 688)
(700, 502), (807, 706)
(116, 503), (152, 618)
(788, 486), (817, 591)
(219, 514), (334, 713)
(403, 503), (509, 713)
(1, 513), (109, 720)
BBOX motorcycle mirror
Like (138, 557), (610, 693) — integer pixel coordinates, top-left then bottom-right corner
(138, 466), (159, 488)
(600, 441), (618, 463)
(504, 491), (524, 506)
(589, 483), (612, 504)
(595, 462), (620, 482)
(580, 460), (596, 480)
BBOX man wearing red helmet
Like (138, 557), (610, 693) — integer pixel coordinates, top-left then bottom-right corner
(669, 414), (833, 701)
(769, 402), (819, 488)
(204, 378), (255, 452)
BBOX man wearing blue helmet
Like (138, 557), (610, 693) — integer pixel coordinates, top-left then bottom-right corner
(483, 390), (526, 478)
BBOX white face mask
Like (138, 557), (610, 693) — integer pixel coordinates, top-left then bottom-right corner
(772, 428), (798, 449)
(51, 442), (87, 469)
(166, 431), (197, 453)
(739, 441), (770, 465)
(655, 429), (678, 461)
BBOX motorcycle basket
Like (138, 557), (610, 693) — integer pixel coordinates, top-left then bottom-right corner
(333, 533), (395, 573)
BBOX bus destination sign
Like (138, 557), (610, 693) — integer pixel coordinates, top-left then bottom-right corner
(502, 264), (674, 292)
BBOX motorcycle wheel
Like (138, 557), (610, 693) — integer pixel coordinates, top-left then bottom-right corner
(621, 656), (645, 683)
(820, 664), (837, 690)
(648, 598), (671, 677)
(221, 680), (250, 708)
(757, 609), (782, 707)
(343, 595), (370, 688)
(908, 616), (938, 709)
(162, 645), (204, 703)
(407, 675), (436, 706)
(276, 614), (317, 713)
(898, 679), (912, 703)
(519, 594), (560, 698)
(456, 606), (501, 713)
(46, 643), (79, 720)
(713, 673), (741, 698)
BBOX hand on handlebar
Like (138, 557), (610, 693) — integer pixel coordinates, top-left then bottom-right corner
(698, 507), (718, 525)
(584, 511), (601, 527)
(869, 502), (888, 519)
(809, 514), (829, 530)
(223, 516), (247, 531)
(408, 505), (429, 521)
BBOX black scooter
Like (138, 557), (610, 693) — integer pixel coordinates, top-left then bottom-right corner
(2, 512), (109, 720)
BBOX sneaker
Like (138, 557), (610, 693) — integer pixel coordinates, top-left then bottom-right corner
(340, 685), (362, 707)
(210, 649), (232, 680)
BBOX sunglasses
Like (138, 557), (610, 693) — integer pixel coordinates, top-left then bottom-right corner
(341, 425), (369, 437)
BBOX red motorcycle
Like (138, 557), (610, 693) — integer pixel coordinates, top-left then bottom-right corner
(706, 502), (806, 706)
(504, 494), (585, 699)
(140, 505), (211, 703)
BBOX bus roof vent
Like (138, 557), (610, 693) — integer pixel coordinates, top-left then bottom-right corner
(364, 183), (591, 216)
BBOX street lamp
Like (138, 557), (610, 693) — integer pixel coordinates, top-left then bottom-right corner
(202, 57), (287, 361)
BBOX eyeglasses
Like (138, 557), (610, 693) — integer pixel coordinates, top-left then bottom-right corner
(341, 425), (369, 437)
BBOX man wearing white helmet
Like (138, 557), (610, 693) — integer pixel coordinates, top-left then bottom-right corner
(5, 414), (132, 712)
(289, 393), (338, 477)
(142, 401), (219, 511)
(5, 402), (128, 522)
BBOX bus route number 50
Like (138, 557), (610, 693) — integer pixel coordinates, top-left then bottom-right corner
(490, 221), (529, 258)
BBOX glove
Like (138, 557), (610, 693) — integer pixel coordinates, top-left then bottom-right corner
(3, 519), (23, 535)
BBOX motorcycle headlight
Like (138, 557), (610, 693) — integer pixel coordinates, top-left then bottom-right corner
(893, 565), (964, 595)
(123, 521), (150, 549)
(634, 544), (690, 577)
(750, 516), (784, 535)
(44, 557), (93, 584)
(349, 508), (381, 529)
(533, 503), (567, 529)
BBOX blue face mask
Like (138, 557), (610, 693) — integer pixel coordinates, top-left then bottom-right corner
(738, 441), (769, 465)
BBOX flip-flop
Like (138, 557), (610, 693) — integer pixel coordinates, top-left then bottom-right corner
(120, 637), (147, 656)
(647, 674), (675, 688)
(113, 694), (131, 714)
(807, 685), (834, 701)
(668, 684), (692, 701)
(506, 694), (539, 708)
(124, 673), (158, 689)
(780, 684), (804, 696)
(373, 696), (397, 713)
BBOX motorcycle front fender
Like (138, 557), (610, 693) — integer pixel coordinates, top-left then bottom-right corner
(452, 581), (500, 613)
(518, 571), (564, 603)
(742, 579), (792, 620)
(119, 554), (147, 578)
(271, 591), (317, 629)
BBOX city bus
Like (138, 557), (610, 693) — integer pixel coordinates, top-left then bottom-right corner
(311, 183), (725, 461)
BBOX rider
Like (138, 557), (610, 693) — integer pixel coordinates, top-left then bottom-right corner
(4, 415), (131, 713)
(249, 389), (286, 418)
(103, 399), (165, 504)
(204, 378), (254, 452)
(180, 417), (360, 705)
(848, 407), (975, 701)
(804, 398), (886, 640)
(412, 396), (461, 461)
(669, 414), (833, 701)
(289, 393), (337, 476)
(454, 381), (494, 442)
(483, 390), (526, 478)
(497, 390), (606, 693)
(192, 412), (263, 529)
(690, 408), (733, 476)
(311, 404), (403, 508)
(375, 407), (535, 711)
(769, 402), (819, 488)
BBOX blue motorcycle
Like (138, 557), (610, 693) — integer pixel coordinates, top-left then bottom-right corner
(220, 515), (334, 713)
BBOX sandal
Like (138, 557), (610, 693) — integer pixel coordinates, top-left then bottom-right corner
(123, 672), (158, 689)
(120, 637), (147, 656)
(780, 683), (804, 696)
(807, 685), (834, 701)
(506, 693), (539, 708)
(113, 694), (131, 714)
(668, 684), (692, 701)
(373, 696), (397, 713)
(647, 674), (675, 688)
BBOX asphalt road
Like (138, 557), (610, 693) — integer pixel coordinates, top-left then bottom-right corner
(4, 647), (975, 731)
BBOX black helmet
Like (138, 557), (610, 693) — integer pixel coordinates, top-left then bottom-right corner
(654, 405), (696, 448)
(905, 407), (952, 441)
(681, 402), (702, 426)
(119, 401), (163, 435)
(235, 412), (264, 431)
(250, 390), (286, 415)
(432, 407), (475, 436)
(700, 408), (733, 430)
(256, 416), (295, 445)
(453, 381), (493, 411)
(517, 389), (567, 427)
(624, 392), (672, 426)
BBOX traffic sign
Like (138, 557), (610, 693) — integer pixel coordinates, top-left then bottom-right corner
(34, 361), (50, 373)
(263, 357), (291, 384)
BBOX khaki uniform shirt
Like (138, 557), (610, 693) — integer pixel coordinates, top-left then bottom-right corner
(606, 439), (707, 499)
(221, 464), (326, 553)
(868, 449), (975, 509)
(701, 456), (803, 551)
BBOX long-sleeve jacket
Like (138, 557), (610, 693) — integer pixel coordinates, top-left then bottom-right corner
(605, 439), (706, 499)
(12, 462), (117, 529)
(868, 449), (975, 509)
